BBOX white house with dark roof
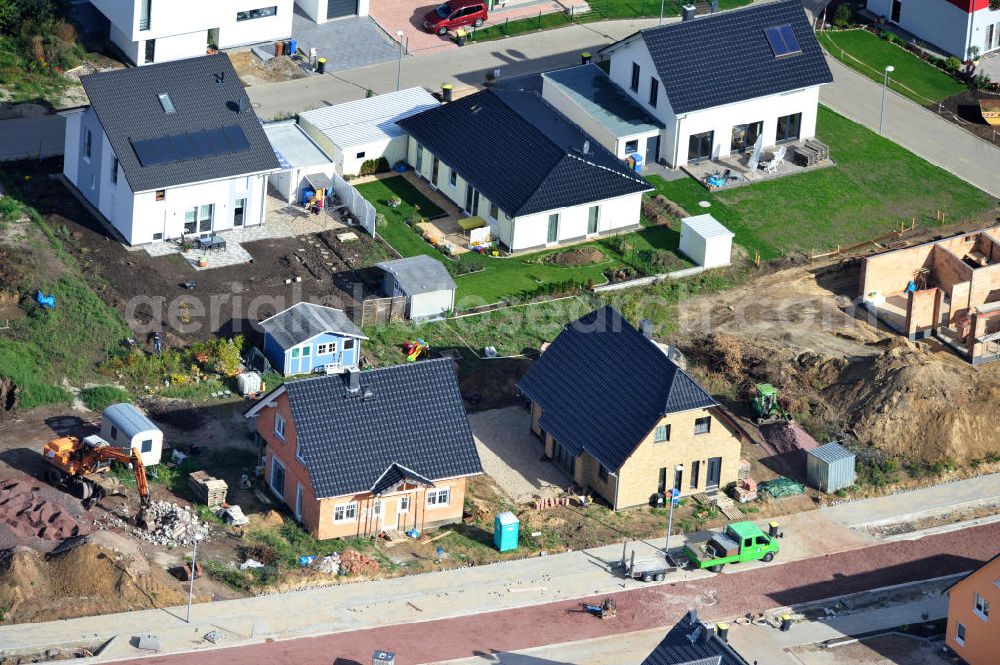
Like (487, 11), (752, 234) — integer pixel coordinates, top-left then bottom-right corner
(89, 0), (294, 66)
(62, 55), (280, 246)
(397, 88), (652, 253)
(868, 0), (1000, 60)
(599, 0), (832, 168)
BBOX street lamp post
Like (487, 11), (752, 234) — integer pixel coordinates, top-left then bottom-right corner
(879, 65), (895, 135)
(396, 30), (406, 92)
(186, 530), (205, 623)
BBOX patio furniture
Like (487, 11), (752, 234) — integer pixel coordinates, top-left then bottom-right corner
(762, 145), (786, 175)
(458, 217), (486, 232)
(199, 235), (227, 252)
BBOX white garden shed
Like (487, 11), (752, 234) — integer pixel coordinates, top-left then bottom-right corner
(679, 214), (735, 269)
(298, 87), (439, 177)
(377, 255), (456, 321)
(100, 403), (163, 467)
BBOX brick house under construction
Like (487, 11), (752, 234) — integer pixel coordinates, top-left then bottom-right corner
(244, 360), (482, 540)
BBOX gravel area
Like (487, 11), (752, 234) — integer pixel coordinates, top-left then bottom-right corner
(791, 634), (951, 665)
(467, 407), (568, 503)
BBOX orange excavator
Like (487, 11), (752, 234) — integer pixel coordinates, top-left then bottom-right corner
(43, 435), (150, 518)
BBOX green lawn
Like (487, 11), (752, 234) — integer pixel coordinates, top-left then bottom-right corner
(469, 0), (750, 43)
(819, 30), (966, 105)
(647, 106), (996, 260)
(358, 176), (692, 307)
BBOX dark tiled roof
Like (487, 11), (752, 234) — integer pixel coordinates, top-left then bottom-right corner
(370, 463), (435, 496)
(397, 89), (650, 218)
(630, 0), (832, 114)
(642, 610), (749, 665)
(283, 360), (482, 498)
(516, 306), (717, 472)
(259, 302), (366, 350)
(81, 55), (280, 192)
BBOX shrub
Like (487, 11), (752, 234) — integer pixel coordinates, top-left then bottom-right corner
(375, 213), (387, 230)
(0, 196), (22, 222)
(358, 157), (390, 177)
(833, 3), (852, 28)
(945, 56), (962, 72)
(79, 385), (130, 411)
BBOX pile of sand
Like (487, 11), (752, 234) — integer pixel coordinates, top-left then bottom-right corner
(0, 537), (187, 624)
(0, 480), (92, 552)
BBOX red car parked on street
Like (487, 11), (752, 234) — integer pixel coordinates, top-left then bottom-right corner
(423, 0), (488, 35)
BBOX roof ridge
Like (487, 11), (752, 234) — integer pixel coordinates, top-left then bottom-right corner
(563, 151), (648, 185)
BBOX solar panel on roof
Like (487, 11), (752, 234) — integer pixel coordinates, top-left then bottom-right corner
(765, 24), (801, 57)
(187, 130), (214, 159)
(131, 136), (178, 166)
(203, 127), (230, 154)
(223, 124), (250, 151)
(169, 133), (196, 161)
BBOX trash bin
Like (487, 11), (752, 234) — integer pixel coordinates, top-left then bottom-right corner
(287, 38), (298, 56)
(302, 188), (315, 207)
(581, 51), (592, 64)
(494, 511), (519, 552)
(275, 41), (285, 56)
(317, 57), (327, 74)
(441, 84), (453, 103)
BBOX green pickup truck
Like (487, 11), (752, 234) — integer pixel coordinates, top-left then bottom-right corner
(682, 521), (780, 572)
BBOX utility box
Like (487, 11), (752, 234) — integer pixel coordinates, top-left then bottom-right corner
(806, 442), (856, 493)
(373, 650), (396, 665)
(494, 511), (519, 552)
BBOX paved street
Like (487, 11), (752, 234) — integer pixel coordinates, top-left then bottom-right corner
(115, 521), (1000, 665)
(0, 115), (65, 161)
(820, 56), (1000, 198)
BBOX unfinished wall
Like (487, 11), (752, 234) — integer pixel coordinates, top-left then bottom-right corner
(969, 264), (1000, 307)
(905, 288), (941, 338)
(860, 242), (936, 296)
(951, 281), (973, 321)
(932, 245), (974, 297)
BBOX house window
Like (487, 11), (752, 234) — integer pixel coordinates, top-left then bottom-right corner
(295, 439), (304, 463)
(110, 426), (119, 441)
(776, 112), (802, 143)
(140, 439), (153, 453)
(270, 456), (285, 498)
(690, 460), (700, 488)
(673, 465), (683, 492)
(333, 502), (358, 522)
(657, 467), (667, 493)
(630, 62), (640, 91)
(624, 139), (639, 154)
(649, 78), (659, 107)
(489, 203), (499, 221)
(344, 338), (355, 350)
(153, 233), (163, 240)
(398, 496), (410, 512)
(139, 0), (151, 30)
(694, 416), (711, 435)
(956, 622), (966, 645)
(598, 465), (608, 482)
(155, 190), (165, 202)
(654, 424), (670, 442)
(587, 205), (599, 234)
(182, 208), (195, 233)
(111, 156), (118, 184)
(236, 6), (278, 21)
(426, 488), (450, 507)
(233, 197), (246, 227)
(974, 593), (990, 620)
(356, 151), (365, 159)
(317, 342), (336, 355)
(301, 346), (311, 357)
(291, 348), (300, 358)
(157, 93), (176, 114)
(274, 413), (286, 441)
(84, 129), (92, 159)
(449, 168), (457, 187)
(144, 38), (155, 64)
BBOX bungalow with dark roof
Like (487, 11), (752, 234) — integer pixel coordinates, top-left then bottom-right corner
(244, 359), (482, 539)
(397, 88), (652, 253)
(62, 55), (280, 245)
(517, 306), (743, 509)
(598, 0), (832, 167)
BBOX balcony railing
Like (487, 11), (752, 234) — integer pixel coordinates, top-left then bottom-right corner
(139, 17), (150, 30)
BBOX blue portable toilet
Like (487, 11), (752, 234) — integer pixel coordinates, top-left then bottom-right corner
(494, 511), (519, 552)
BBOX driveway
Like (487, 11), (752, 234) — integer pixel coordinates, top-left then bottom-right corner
(468, 406), (568, 502)
(291, 9), (399, 73)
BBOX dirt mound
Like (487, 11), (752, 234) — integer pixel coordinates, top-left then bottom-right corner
(0, 540), (188, 624)
(0, 479), (92, 551)
(760, 423), (819, 456)
(137, 396), (207, 430)
(546, 247), (606, 267)
(340, 549), (379, 577)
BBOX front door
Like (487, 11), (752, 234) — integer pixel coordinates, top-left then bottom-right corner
(547, 213), (559, 244)
(432, 157), (440, 187)
(645, 134), (660, 165)
(688, 131), (714, 163)
(294, 483), (303, 521)
(464, 184), (479, 215)
(891, 0), (901, 23)
(233, 198), (246, 227)
(552, 440), (575, 477)
(706, 457), (722, 489)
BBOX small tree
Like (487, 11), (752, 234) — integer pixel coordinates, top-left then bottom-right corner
(945, 56), (961, 72)
(833, 3), (852, 28)
(375, 212), (387, 230)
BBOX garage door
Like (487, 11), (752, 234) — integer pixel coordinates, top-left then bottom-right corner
(327, 0), (358, 19)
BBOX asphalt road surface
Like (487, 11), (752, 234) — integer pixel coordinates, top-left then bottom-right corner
(126, 521), (999, 665)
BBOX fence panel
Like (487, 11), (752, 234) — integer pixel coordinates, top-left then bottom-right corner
(332, 173), (377, 237)
(361, 296), (409, 326)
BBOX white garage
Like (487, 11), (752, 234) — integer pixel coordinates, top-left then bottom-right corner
(298, 87), (439, 178)
(679, 214), (735, 269)
(263, 119), (338, 204)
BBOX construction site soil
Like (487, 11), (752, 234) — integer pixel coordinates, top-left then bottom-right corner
(678, 260), (1000, 463)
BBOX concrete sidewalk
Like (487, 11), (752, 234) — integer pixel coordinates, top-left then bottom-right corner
(820, 56), (1000, 198)
(1, 474), (995, 662)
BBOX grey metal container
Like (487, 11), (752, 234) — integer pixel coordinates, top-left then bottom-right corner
(806, 442), (856, 493)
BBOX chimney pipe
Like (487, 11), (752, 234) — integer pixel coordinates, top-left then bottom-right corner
(346, 367), (361, 395)
(682, 4), (696, 21)
(640, 319), (653, 340)
(699, 623), (713, 644)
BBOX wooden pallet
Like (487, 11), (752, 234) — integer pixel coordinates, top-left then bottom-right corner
(383, 529), (407, 544)
(692, 492), (711, 506)
(715, 496), (745, 521)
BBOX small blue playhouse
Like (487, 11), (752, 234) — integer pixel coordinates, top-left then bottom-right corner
(259, 302), (367, 376)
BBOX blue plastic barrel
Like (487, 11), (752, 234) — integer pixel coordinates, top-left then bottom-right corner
(302, 188), (315, 207)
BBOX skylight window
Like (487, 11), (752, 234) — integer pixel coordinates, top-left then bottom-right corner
(765, 25), (801, 57)
(157, 93), (177, 114)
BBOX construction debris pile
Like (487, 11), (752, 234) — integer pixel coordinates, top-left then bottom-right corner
(340, 549), (379, 576)
(93, 500), (207, 547)
(0, 480), (91, 552)
(313, 554), (341, 575)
